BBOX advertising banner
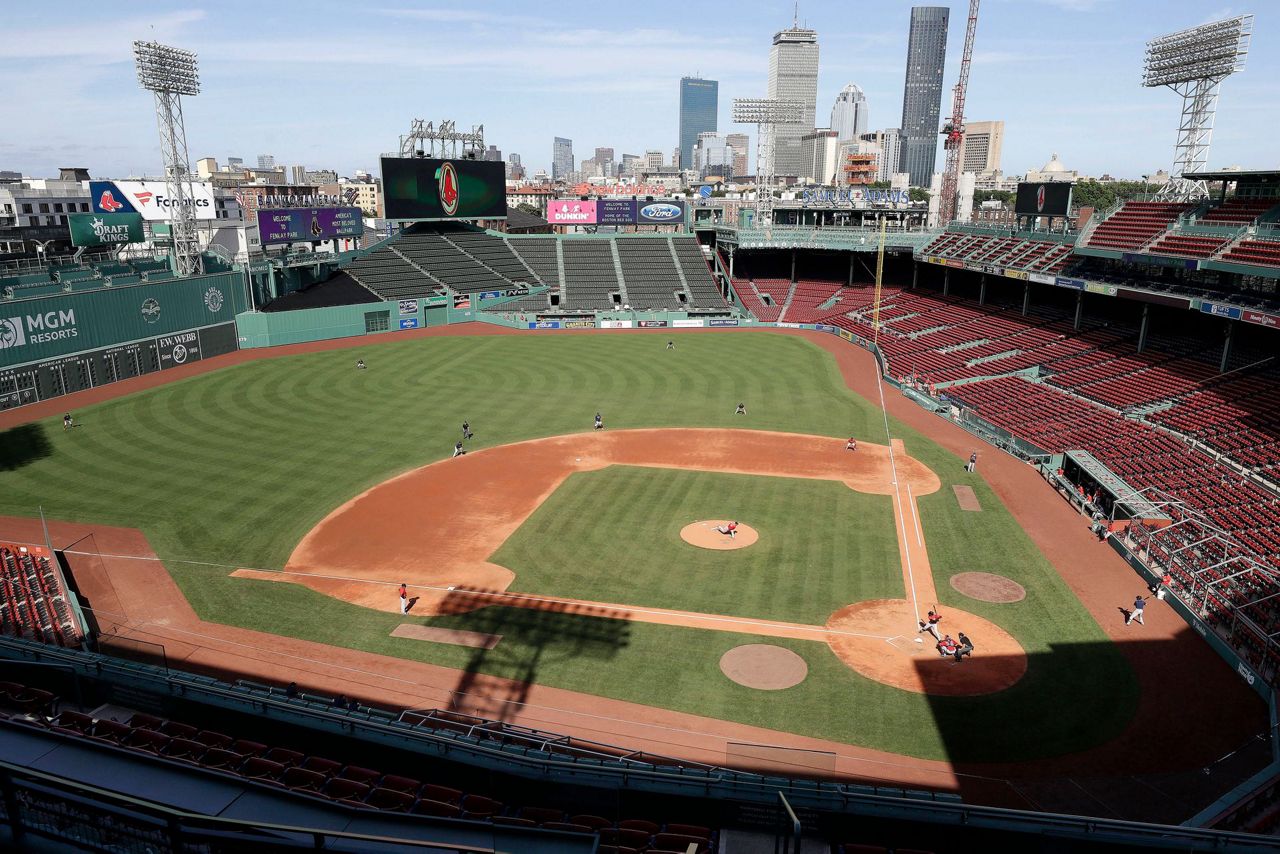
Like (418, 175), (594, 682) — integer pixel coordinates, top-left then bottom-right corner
(67, 212), (143, 247)
(453, 294), (471, 309)
(380, 157), (506, 221)
(637, 200), (686, 224)
(1015, 182), (1072, 218)
(1199, 302), (1242, 320)
(637, 320), (668, 327)
(1242, 310), (1279, 328)
(256, 207), (362, 245)
(90, 180), (217, 221)
(708, 318), (739, 327)
(1054, 277), (1086, 290)
(673, 318), (704, 328)
(398, 299), (419, 316)
(1085, 283), (1118, 296)
(597, 200), (638, 225)
(547, 200), (597, 225)
(399, 318), (420, 329)
(563, 319), (595, 328)
(1029, 273), (1056, 285)
(600, 319), (633, 328)
(530, 320), (561, 329)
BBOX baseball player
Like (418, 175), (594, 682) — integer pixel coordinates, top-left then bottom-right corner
(62, 413), (75, 430)
(398, 583), (408, 614)
(452, 441), (466, 458)
(918, 607), (943, 640)
(462, 420), (473, 440)
(666, 340), (675, 350)
(845, 437), (858, 451)
(713, 521), (739, 539)
(734, 402), (747, 415)
(355, 359), (367, 370)
(1127, 595), (1148, 625)
(594, 412), (604, 430)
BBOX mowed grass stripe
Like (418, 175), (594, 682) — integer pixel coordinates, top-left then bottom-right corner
(492, 466), (901, 625)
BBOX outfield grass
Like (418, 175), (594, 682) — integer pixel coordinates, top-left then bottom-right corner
(0, 331), (1137, 762)
(492, 466), (901, 624)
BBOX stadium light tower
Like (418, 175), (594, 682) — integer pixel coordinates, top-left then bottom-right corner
(732, 98), (803, 231)
(134, 40), (203, 277)
(1143, 15), (1252, 200)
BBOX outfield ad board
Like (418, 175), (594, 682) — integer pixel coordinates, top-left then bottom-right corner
(1014, 182), (1072, 218)
(68, 213), (144, 247)
(597, 200), (638, 224)
(544, 199), (686, 226)
(637, 201), (686, 224)
(0, 322), (237, 412)
(0, 273), (244, 369)
(547, 200), (597, 225)
(90, 180), (217, 221)
(257, 207), (363, 245)
(380, 157), (506, 221)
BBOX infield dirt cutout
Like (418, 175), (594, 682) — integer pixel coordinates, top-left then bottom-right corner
(951, 571), (1027, 603)
(234, 428), (1028, 697)
(681, 520), (759, 550)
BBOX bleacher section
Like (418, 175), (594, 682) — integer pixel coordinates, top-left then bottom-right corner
(1147, 232), (1231, 259)
(344, 243), (437, 300)
(0, 545), (79, 647)
(1083, 201), (1192, 251)
(0, 682), (717, 851)
(395, 228), (515, 294)
(1198, 196), (1280, 226)
(615, 239), (684, 309)
(1, 256), (177, 297)
(507, 237), (561, 289)
(443, 230), (541, 285)
(1222, 238), (1280, 268)
(918, 231), (1075, 275)
(670, 237), (726, 308)
(560, 240), (622, 310)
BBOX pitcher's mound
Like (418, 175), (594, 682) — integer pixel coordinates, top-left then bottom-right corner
(951, 571), (1026, 603)
(720, 644), (807, 690)
(681, 520), (759, 550)
(825, 599), (1026, 696)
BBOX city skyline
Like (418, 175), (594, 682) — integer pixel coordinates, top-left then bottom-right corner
(2, 1), (1278, 183)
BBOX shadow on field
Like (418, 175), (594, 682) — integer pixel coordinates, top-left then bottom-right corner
(0, 423), (52, 471)
(911, 628), (1272, 825)
(435, 587), (631, 723)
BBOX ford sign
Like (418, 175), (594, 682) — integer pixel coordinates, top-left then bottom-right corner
(639, 203), (682, 221)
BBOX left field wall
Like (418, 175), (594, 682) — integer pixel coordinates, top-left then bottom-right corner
(0, 272), (247, 411)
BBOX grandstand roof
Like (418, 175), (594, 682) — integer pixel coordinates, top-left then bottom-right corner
(1182, 169), (1280, 182)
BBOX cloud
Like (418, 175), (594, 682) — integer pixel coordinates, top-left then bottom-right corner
(0, 10), (205, 62)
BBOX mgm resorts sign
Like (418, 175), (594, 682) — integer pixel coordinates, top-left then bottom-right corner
(0, 309), (79, 350)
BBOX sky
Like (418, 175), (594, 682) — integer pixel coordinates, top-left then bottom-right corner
(3, 0), (1276, 182)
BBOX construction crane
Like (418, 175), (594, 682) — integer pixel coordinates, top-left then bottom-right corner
(938, 0), (980, 226)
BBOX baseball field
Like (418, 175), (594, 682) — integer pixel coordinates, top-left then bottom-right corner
(0, 328), (1158, 767)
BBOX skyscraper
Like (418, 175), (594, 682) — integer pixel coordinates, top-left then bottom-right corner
(644, 150), (664, 171)
(289, 165), (305, 185)
(830, 83), (868, 142)
(484, 145), (502, 162)
(899, 6), (949, 187)
(861, 129), (904, 183)
(552, 137), (573, 181)
(726, 133), (749, 176)
(257, 154), (276, 170)
(959, 120), (1004, 174)
(678, 77), (718, 176)
(767, 22), (819, 180)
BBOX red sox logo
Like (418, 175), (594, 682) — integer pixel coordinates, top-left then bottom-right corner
(98, 190), (124, 212)
(438, 162), (459, 216)
(1036, 185), (1046, 213)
